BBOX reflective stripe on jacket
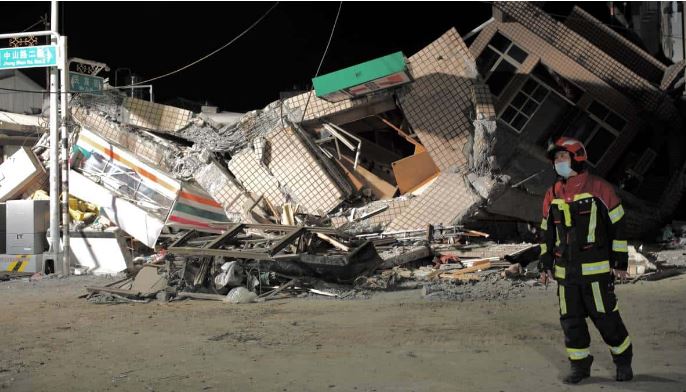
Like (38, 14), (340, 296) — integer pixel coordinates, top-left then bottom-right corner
(538, 171), (628, 282)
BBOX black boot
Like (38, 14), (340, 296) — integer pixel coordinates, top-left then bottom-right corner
(616, 363), (633, 381)
(563, 355), (594, 384)
(613, 346), (633, 381)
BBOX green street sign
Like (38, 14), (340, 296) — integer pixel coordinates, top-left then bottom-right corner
(69, 72), (104, 95)
(0, 45), (58, 70)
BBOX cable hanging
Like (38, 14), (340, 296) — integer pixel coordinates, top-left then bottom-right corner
(0, 2), (279, 95)
(300, 1), (343, 122)
(130, 1), (279, 86)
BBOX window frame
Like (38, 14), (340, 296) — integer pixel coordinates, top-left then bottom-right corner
(577, 100), (627, 166)
(479, 32), (528, 98)
(497, 76), (552, 133)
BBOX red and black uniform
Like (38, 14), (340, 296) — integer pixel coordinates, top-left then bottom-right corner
(539, 171), (632, 366)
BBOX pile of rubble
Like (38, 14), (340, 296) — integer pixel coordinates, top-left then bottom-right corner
(2, 2), (685, 302)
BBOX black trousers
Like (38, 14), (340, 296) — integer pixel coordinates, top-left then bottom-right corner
(557, 279), (632, 365)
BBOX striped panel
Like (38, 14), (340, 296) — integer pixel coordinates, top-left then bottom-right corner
(166, 182), (229, 233)
(76, 128), (181, 200)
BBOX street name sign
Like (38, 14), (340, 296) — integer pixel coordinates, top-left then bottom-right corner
(0, 45), (58, 70)
(69, 72), (104, 94)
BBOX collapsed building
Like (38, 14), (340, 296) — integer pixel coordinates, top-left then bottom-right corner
(0, 2), (683, 292)
(60, 25), (503, 248)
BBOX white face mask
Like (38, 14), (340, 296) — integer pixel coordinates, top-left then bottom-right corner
(555, 161), (574, 178)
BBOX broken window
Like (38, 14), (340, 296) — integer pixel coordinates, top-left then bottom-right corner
(476, 31), (528, 97)
(557, 100), (627, 166)
(306, 108), (439, 199)
(588, 101), (627, 131)
(531, 63), (583, 104)
(499, 78), (550, 132)
(74, 150), (176, 217)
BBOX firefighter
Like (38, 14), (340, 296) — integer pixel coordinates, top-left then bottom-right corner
(537, 137), (633, 384)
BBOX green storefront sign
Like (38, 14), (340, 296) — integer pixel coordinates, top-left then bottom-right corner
(312, 51), (412, 103)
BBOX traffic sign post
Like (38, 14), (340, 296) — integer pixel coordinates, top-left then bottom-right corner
(0, 1), (69, 276)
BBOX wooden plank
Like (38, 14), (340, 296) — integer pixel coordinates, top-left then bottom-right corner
(337, 155), (397, 200)
(464, 229), (490, 238)
(332, 157), (365, 191)
(177, 292), (226, 301)
(257, 278), (297, 299)
(439, 261), (492, 278)
(376, 115), (423, 148)
(392, 151), (440, 194)
(316, 232), (350, 252)
(85, 286), (143, 297)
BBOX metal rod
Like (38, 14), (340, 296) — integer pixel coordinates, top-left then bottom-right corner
(59, 35), (69, 276)
(111, 85), (154, 102)
(168, 247), (273, 261)
(48, 0), (61, 272)
(327, 122), (362, 169)
(462, 17), (495, 41)
(0, 30), (60, 40)
(510, 169), (544, 188)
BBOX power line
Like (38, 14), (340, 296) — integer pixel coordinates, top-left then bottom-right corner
(131, 2), (279, 86)
(21, 17), (46, 33)
(0, 3), (280, 95)
(300, 1), (343, 122)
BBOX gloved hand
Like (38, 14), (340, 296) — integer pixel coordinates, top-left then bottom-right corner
(612, 268), (629, 282)
(539, 269), (554, 286)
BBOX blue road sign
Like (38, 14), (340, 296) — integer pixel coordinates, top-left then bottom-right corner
(69, 72), (104, 95)
(0, 45), (58, 70)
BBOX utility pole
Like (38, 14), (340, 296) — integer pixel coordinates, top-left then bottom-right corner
(683, 1), (686, 99)
(60, 34), (69, 276)
(48, 0), (61, 273)
(0, 2), (66, 275)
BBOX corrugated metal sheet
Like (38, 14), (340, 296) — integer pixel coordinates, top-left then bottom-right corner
(0, 70), (44, 114)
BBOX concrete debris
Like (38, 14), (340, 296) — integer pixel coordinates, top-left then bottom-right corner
(0, 147), (46, 202)
(69, 231), (132, 276)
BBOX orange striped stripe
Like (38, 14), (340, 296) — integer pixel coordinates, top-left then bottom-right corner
(178, 191), (221, 208)
(79, 134), (178, 193)
(168, 215), (212, 228)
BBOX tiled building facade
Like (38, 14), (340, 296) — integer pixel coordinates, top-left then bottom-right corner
(469, 2), (684, 210)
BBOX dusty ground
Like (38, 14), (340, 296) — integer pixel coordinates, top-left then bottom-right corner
(0, 273), (684, 392)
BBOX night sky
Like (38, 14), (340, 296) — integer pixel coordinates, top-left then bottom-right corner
(0, 2), (622, 112)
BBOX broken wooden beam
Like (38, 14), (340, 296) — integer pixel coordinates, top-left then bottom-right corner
(86, 286), (144, 298)
(438, 261), (492, 279)
(316, 232), (350, 252)
(176, 292), (226, 301)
